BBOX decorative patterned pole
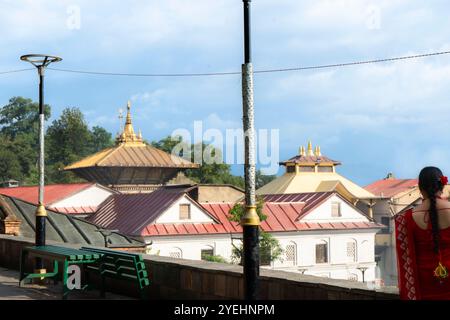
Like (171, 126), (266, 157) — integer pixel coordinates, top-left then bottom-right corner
(20, 54), (62, 274)
(241, 0), (260, 300)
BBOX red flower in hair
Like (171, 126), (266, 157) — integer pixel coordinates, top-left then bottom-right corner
(441, 176), (448, 185)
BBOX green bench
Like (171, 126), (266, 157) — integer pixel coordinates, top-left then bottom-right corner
(80, 247), (150, 299)
(19, 245), (103, 299)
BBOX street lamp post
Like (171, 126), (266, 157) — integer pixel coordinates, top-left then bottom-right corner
(20, 54), (62, 273)
(358, 266), (368, 283)
(240, 0), (260, 300)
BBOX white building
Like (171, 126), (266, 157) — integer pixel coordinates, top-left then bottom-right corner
(0, 183), (116, 217)
(89, 186), (382, 283)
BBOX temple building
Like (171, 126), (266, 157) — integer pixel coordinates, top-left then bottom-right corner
(64, 102), (199, 193)
(256, 141), (375, 204)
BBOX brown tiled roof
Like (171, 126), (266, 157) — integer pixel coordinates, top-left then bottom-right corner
(279, 155), (341, 166)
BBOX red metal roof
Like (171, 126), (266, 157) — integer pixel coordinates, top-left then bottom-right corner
(364, 179), (418, 197)
(50, 206), (98, 215)
(89, 189), (381, 237)
(89, 185), (204, 235)
(0, 183), (94, 205)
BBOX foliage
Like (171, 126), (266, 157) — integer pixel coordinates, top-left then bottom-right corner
(0, 96), (50, 141)
(228, 198), (283, 265)
(0, 98), (113, 185)
(202, 255), (228, 263)
(152, 135), (245, 189)
(256, 169), (277, 189)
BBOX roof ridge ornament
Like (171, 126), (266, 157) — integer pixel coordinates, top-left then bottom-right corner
(115, 101), (144, 145)
(307, 141), (314, 156)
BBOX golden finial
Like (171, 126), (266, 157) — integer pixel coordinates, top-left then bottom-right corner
(314, 146), (321, 157)
(300, 146), (305, 156)
(307, 141), (314, 156)
(115, 100), (144, 145)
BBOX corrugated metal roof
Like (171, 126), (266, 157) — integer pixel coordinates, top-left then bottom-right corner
(88, 188), (381, 237)
(365, 179), (418, 197)
(0, 195), (145, 248)
(51, 206), (97, 215)
(89, 185), (201, 235)
(0, 183), (94, 205)
(64, 143), (199, 170)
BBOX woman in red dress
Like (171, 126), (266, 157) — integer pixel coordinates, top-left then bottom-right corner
(395, 166), (450, 300)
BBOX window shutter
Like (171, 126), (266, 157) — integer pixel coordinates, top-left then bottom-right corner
(179, 204), (191, 220)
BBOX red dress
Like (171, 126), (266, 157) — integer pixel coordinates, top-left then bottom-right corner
(395, 208), (450, 300)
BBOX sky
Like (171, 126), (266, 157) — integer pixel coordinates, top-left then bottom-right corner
(1, 0), (450, 186)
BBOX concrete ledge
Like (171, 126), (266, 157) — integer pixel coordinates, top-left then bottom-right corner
(0, 234), (399, 300)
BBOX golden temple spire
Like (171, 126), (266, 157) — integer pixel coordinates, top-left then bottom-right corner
(299, 146), (305, 156)
(314, 146), (321, 157)
(307, 141), (314, 156)
(115, 101), (144, 145)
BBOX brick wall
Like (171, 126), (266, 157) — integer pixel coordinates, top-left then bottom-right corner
(0, 234), (399, 300)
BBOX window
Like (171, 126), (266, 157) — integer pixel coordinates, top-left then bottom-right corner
(315, 241), (328, 264)
(285, 243), (297, 265)
(331, 202), (341, 217)
(347, 241), (357, 262)
(169, 248), (182, 259)
(318, 166), (333, 172)
(201, 247), (214, 260)
(298, 166), (315, 172)
(286, 166), (296, 173)
(179, 204), (191, 220)
(381, 217), (390, 234)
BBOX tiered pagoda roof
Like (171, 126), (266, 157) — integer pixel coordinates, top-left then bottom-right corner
(64, 101), (199, 186)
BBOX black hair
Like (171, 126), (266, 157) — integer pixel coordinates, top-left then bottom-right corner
(418, 166), (445, 254)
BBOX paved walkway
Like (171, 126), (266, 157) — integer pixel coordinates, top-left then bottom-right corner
(0, 267), (133, 300)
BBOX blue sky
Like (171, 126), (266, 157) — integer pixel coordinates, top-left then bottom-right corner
(1, 0), (450, 186)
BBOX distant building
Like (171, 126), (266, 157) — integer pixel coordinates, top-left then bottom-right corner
(0, 179), (19, 188)
(63, 101), (199, 193)
(0, 183), (115, 217)
(364, 173), (450, 286)
(256, 142), (375, 205)
(88, 186), (382, 283)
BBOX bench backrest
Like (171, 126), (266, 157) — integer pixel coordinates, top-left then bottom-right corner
(81, 247), (149, 288)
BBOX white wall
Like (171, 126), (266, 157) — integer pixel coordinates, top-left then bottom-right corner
(155, 195), (215, 224)
(268, 230), (377, 282)
(49, 185), (113, 208)
(145, 228), (379, 283)
(303, 194), (369, 222)
(145, 234), (233, 261)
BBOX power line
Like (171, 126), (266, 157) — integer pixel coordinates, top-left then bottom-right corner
(0, 68), (34, 75)
(1, 50), (450, 77)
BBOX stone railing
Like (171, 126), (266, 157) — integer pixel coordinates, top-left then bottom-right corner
(0, 235), (399, 300)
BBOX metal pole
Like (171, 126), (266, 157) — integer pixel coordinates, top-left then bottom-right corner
(35, 66), (47, 273)
(241, 0), (260, 301)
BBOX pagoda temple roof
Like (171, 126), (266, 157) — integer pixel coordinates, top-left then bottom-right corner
(64, 101), (198, 171)
(279, 141), (341, 166)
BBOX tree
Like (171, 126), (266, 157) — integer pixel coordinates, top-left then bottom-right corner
(90, 126), (114, 153)
(0, 96), (50, 141)
(151, 136), (245, 188)
(256, 169), (277, 189)
(45, 107), (111, 183)
(0, 146), (22, 182)
(228, 198), (283, 265)
(0, 97), (51, 184)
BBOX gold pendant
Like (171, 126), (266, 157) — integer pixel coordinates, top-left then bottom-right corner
(434, 262), (448, 280)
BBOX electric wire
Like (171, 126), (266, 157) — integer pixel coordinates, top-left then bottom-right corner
(1, 50), (450, 77)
